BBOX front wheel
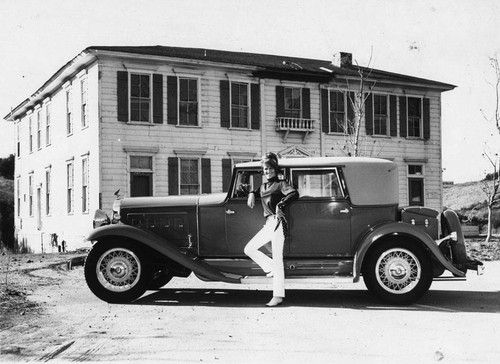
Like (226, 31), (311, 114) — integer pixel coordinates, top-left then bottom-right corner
(362, 240), (433, 305)
(84, 240), (152, 303)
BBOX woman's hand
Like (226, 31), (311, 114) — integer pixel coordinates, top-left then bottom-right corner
(247, 192), (255, 208)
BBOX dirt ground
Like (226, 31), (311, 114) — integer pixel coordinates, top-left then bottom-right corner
(0, 239), (499, 362)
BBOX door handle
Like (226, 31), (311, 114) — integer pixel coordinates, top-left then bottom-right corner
(340, 208), (350, 214)
(226, 209), (235, 215)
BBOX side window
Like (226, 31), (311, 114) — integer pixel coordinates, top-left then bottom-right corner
(291, 169), (343, 198)
(232, 170), (262, 198)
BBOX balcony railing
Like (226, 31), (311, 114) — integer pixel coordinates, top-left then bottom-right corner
(275, 117), (315, 143)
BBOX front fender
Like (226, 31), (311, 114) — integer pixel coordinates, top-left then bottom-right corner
(353, 222), (465, 282)
(86, 224), (240, 284)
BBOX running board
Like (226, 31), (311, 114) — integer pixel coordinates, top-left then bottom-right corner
(433, 276), (467, 281)
(241, 276), (354, 285)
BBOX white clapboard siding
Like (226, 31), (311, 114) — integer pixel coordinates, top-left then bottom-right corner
(14, 53), (448, 253)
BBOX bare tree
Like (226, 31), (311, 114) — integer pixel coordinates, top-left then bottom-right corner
(334, 51), (378, 157)
(481, 146), (500, 242)
(480, 54), (500, 241)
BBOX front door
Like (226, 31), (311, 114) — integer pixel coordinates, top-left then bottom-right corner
(225, 168), (264, 255)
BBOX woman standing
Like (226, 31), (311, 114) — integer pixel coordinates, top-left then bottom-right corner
(244, 152), (299, 307)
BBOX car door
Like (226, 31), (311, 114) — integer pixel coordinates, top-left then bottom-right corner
(225, 169), (265, 255)
(287, 167), (351, 257)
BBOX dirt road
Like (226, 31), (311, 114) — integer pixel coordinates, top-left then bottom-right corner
(1, 256), (500, 363)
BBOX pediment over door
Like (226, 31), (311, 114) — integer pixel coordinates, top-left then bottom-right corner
(278, 145), (314, 158)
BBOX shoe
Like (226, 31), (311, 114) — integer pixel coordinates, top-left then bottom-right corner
(266, 297), (283, 307)
(266, 271), (274, 278)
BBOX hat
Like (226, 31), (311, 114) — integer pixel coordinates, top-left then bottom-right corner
(261, 152), (279, 170)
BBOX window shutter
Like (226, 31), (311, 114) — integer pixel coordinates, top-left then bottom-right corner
(302, 88), (310, 119)
(423, 97), (431, 140)
(167, 76), (177, 125)
(390, 95), (397, 137)
(250, 83), (260, 130)
(222, 158), (232, 192)
(399, 96), (407, 137)
(201, 158), (211, 194)
(347, 92), (355, 134)
(276, 86), (285, 118)
(168, 157), (178, 195)
(153, 74), (163, 124)
(117, 71), (128, 122)
(321, 89), (329, 133)
(220, 80), (230, 128)
(365, 93), (373, 136)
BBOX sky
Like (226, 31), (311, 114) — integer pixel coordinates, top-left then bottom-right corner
(0, 0), (499, 183)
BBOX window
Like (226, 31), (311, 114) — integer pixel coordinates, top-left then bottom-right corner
(284, 87), (301, 118)
(231, 82), (249, 128)
(291, 169), (344, 198)
(180, 159), (199, 195)
(408, 165), (424, 206)
(16, 178), (20, 217)
(179, 78), (198, 126)
(29, 115), (33, 153)
(130, 73), (151, 122)
(407, 97), (422, 138)
(232, 169), (263, 198)
(82, 157), (89, 213)
(45, 103), (51, 146)
(29, 174), (34, 217)
(36, 110), (42, 150)
(130, 156), (153, 197)
(67, 162), (74, 214)
(66, 89), (73, 135)
(45, 168), (51, 215)
(16, 124), (20, 157)
(81, 78), (88, 128)
(329, 91), (346, 133)
(373, 94), (389, 135)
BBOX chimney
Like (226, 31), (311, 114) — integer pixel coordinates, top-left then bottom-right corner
(332, 52), (353, 68)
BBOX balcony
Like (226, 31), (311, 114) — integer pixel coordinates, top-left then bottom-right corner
(275, 117), (315, 143)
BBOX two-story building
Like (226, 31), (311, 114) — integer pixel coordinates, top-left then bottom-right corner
(4, 46), (455, 253)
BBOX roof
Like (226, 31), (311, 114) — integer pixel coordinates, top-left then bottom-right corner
(5, 45), (456, 121)
(236, 156), (399, 206)
(90, 45), (456, 89)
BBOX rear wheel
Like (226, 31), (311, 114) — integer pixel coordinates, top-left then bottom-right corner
(363, 239), (433, 305)
(84, 240), (152, 303)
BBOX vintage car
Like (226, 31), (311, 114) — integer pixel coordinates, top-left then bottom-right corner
(84, 157), (483, 305)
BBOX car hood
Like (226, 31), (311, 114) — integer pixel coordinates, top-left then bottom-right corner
(119, 193), (227, 209)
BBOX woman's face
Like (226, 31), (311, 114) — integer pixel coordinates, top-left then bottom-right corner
(262, 164), (276, 180)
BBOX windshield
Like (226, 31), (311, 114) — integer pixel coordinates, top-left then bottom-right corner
(232, 169), (263, 198)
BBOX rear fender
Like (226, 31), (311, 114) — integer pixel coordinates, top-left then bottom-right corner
(353, 222), (465, 282)
(87, 224), (240, 283)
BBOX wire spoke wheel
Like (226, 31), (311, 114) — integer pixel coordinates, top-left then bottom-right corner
(97, 248), (142, 292)
(363, 239), (433, 305)
(84, 241), (152, 303)
(376, 248), (421, 294)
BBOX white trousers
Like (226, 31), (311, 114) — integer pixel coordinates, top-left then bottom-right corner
(244, 216), (285, 297)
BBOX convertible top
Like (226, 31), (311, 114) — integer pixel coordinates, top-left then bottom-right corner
(236, 157), (399, 206)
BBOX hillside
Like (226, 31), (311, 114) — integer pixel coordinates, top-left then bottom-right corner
(0, 176), (14, 203)
(444, 179), (499, 231)
(443, 181), (486, 211)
